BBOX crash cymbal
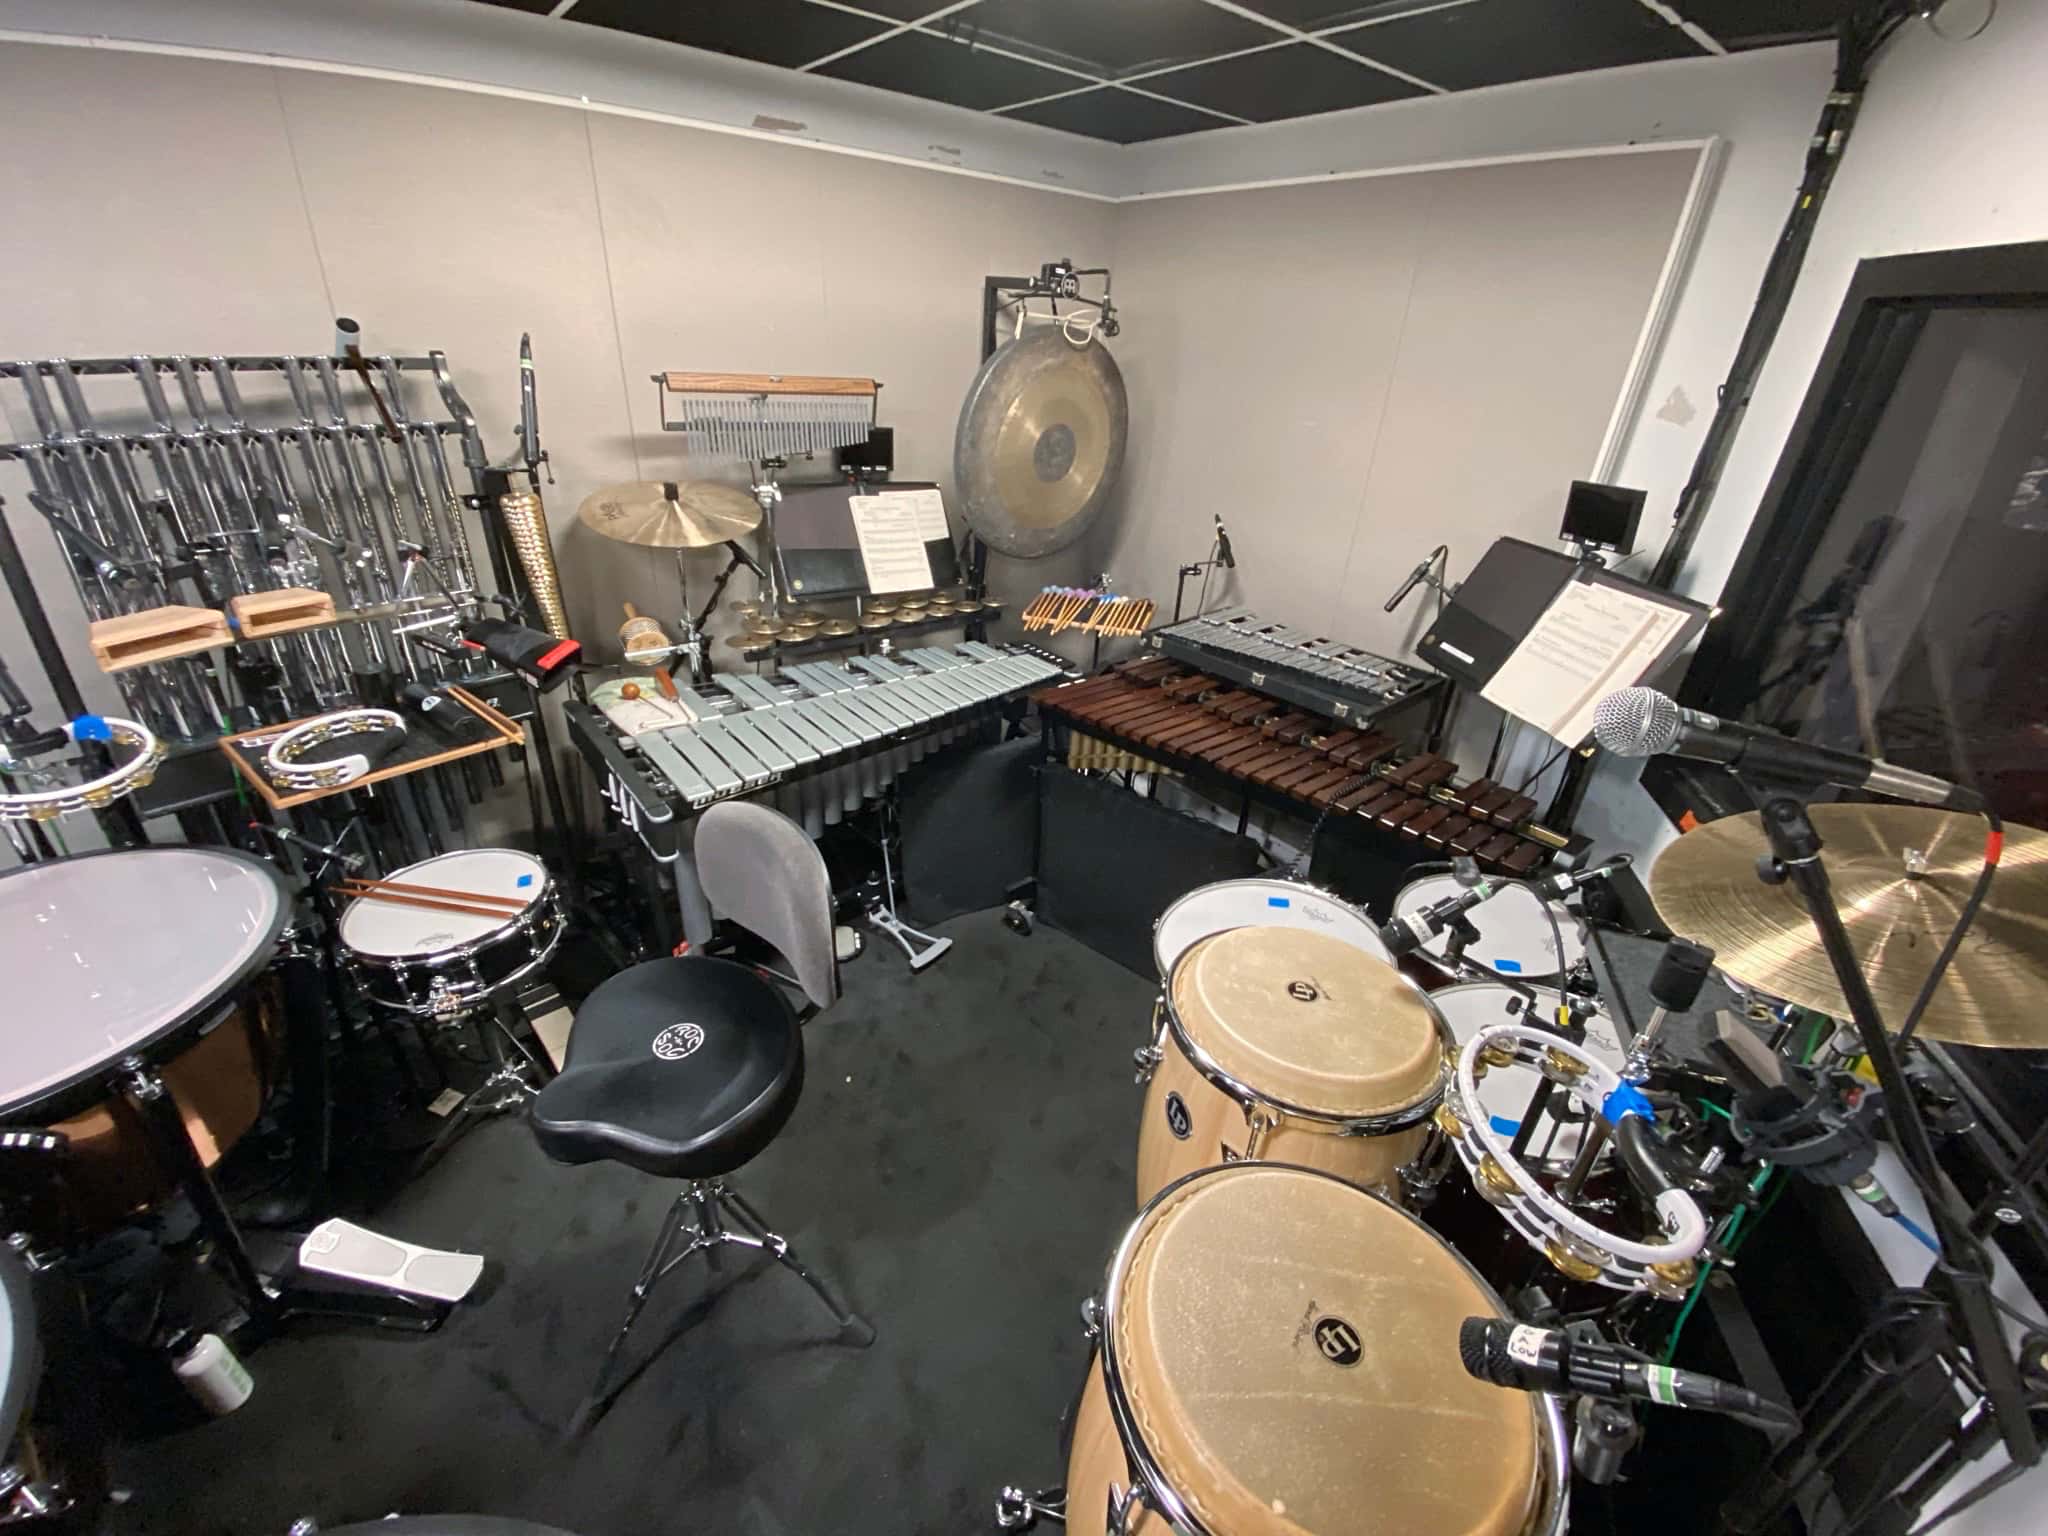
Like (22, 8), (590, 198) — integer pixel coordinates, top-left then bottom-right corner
(578, 479), (760, 549)
(954, 327), (1128, 560)
(1649, 804), (2048, 1048)
(818, 618), (858, 638)
(856, 612), (894, 631)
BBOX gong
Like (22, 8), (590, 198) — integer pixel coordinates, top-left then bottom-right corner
(952, 328), (1128, 560)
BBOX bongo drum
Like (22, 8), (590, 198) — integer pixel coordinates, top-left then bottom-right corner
(1135, 926), (1448, 1207)
(1066, 1162), (1568, 1536)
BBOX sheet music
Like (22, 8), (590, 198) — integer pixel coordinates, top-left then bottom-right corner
(848, 494), (934, 593)
(898, 486), (951, 542)
(1480, 578), (1690, 746)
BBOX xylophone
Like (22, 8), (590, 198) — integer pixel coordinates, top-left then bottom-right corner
(1035, 657), (1567, 875)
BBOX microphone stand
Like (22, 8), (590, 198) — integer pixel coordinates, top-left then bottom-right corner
(1752, 791), (2037, 1469)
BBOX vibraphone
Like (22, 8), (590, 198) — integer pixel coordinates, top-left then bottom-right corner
(1035, 657), (1569, 875)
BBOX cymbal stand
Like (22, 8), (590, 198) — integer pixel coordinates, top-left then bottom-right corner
(1752, 792), (2038, 1471)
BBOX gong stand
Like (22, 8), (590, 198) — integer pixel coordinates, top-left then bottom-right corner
(968, 260), (1121, 610)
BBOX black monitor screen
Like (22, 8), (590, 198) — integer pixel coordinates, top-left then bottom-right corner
(1561, 480), (1646, 554)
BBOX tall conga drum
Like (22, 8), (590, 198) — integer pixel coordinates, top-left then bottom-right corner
(1066, 1162), (1568, 1536)
(1135, 926), (1448, 1206)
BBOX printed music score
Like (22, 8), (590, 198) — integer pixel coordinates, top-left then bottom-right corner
(1481, 579), (1691, 746)
(849, 492), (937, 592)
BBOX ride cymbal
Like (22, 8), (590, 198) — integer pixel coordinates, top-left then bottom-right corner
(1648, 804), (2048, 1048)
(577, 479), (760, 549)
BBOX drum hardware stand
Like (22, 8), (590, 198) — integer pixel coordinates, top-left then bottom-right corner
(573, 1177), (872, 1434)
(116, 1055), (448, 1335)
(411, 990), (555, 1178)
(1750, 791), (2039, 1472)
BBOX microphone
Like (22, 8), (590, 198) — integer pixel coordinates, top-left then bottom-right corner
(1383, 544), (1446, 613)
(1213, 515), (1236, 570)
(1376, 855), (1630, 957)
(1458, 1317), (1796, 1427)
(1592, 687), (1982, 811)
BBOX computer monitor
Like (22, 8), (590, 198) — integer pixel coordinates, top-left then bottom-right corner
(1561, 480), (1646, 556)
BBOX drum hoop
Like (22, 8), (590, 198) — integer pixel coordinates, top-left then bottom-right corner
(0, 1243), (42, 1453)
(1392, 874), (1582, 978)
(357, 890), (566, 1015)
(1161, 946), (1455, 1134)
(1097, 1161), (1571, 1536)
(0, 847), (289, 1120)
(1151, 876), (1374, 978)
(339, 854), (555, 964)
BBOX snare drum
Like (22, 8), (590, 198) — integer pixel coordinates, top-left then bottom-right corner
(338, 848), (562, 1016)
(1067, 1162), (1568, 1536)
(1392, 874), (1586, 981)
(1432, 984), (1624, 1166)
(1152, 877), (1390, 979)
(1136, 926), (1448, 1206)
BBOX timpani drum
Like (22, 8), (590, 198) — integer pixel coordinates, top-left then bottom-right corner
(337, 848), (562, 1017)
(1153, 878), (1391, 980)
(1135, 926), (1448, 1207)
(1431, 984), (1625, 1168)
(1391, 873), (1585, 981)
(1066, 1162), (1568, 1536)
(0, 848), (287, 1230)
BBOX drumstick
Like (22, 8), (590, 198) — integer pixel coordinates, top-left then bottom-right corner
(335, 878), (528, 916)
(334, 884), (523, 921)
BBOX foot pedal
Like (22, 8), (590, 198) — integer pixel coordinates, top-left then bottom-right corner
(868, 907), (951, 972)
(298, 1219), (484, 1303)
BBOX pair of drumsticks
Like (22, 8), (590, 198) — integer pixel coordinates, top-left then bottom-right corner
(334, 875), (527, 921)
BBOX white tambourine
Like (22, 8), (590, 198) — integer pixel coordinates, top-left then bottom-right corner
(264, 709), (405, 791)
(1440, 1021), (1707, 1296)
(0, 716), (163, 823)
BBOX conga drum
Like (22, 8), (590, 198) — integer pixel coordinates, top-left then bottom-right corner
(1135, 926), (1448, 1207)
(1066, 1162), (1568, 1536)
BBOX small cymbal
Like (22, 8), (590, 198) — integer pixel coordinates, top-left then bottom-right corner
(864, 600), (899, 615)
(785, 608), (825, 626)
(729, 600), (762, 621)
(856, 612), (893, 631)
(1649, 804), (2048, 1049)
(578, 479), (761, 549)
(892, 610), (929, 626)
(743, 619), (786, 640)
(818, 618), (858, 637)
(954, 598), (984, 614)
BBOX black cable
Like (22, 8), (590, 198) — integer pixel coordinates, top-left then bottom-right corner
(1515, 743), (1569, 796)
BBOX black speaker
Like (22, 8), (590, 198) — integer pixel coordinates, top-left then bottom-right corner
(1035, 765), (1261, 978)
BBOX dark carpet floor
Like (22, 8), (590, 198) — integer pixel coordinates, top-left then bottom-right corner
(114, 909), (1151, 1536)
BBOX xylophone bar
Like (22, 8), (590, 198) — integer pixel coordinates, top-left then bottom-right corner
(1035, 659), (1562, 875)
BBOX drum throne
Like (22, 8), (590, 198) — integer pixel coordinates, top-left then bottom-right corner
(530, 802), (873, 1428)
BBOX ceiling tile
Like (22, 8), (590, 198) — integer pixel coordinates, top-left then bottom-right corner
(1666, 1), (1859, 48)
(565, 0), (887, 70)
(1325, 0), (1703, 92)
(818, 28), (1084, 110)
(1141, 41), (1425, 121)
(1002, 86), (1228, 144)
(1230, 0), (1467, 29)
(953, 0), (1276, 77)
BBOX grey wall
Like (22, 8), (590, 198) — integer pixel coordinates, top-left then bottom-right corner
(1095, 149), (1699, 671)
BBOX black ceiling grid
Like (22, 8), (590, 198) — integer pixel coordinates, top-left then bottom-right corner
(470, 1), (1865, 144)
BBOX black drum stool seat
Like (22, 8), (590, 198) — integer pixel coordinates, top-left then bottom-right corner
(528, 801), (871, 1428)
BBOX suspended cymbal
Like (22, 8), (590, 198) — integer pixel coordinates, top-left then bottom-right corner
(1648, 804), (2048, 1048)
(954, 327), (1128, 560)
(578, 479), (760, 549)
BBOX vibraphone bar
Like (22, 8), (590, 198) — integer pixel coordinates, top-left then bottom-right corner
(1034, 657), (1569, 876)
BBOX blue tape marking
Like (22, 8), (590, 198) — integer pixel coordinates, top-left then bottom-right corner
(1266, 896), (1291, 908)
(1495, 958), (1523, 973)
(1602, 1081), (1654, 1125)
(69, 715), (112, 743)
(516, 873), (534, 888)
(1489, 1115), (1522, 1137)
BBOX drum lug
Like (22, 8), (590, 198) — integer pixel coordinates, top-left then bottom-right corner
(1107, 1481), (1152, 1535)
(995, 1485), (1065, 1530)
(1079, 1294), (1102, 1340)
(1133, 997), (1168, 1085)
